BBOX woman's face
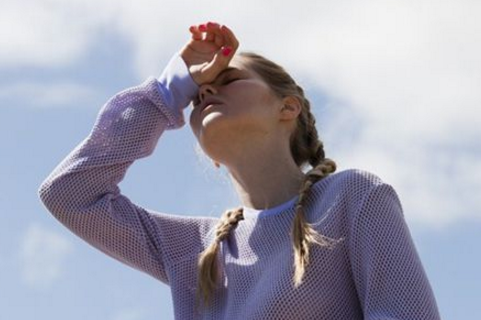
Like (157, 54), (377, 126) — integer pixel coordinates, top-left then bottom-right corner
(189, 56), (284, 156)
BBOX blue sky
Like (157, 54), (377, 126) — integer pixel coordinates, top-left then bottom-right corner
(1, 1), (480, 319)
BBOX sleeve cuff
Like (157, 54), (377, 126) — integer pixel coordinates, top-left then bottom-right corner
(157, 52), (199, 116)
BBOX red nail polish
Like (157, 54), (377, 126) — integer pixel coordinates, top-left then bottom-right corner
(222, 46), (232, 57)
(207, 21), (218, 28)
(199, 24), (207, 31)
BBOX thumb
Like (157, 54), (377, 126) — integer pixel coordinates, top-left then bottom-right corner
(206, 46), (234, 75)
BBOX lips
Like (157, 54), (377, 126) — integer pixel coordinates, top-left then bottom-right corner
(199, 97), (224, 112)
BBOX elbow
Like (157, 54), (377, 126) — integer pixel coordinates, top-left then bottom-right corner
(38, 178), (60, 215)
(38, 177), (75, 218)
(38, 174), (110, 219)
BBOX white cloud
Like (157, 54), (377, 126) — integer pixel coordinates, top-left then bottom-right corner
(0, 0), (116, 68)
(331, 138), (481, 229)
(19, 223), (73, 289)
(2, 0), (480, 227)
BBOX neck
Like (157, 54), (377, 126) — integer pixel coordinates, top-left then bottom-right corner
(223, 139), (305, 210)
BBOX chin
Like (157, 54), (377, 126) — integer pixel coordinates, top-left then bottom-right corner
(195, 116), (241, 161)
(197, 110), (236, 138)
(191, 107), (228, 137)
(200, 110), (226, 128)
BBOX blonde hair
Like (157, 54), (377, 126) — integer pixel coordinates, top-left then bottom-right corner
(196, 52), (339, 308)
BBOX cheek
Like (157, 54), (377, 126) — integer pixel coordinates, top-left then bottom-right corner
(227, 84), (276, 115)
(189, 109), (201, 137)
(241, 90), (279, 120)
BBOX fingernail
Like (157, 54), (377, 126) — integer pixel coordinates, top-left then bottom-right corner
(222, 46), (232, 57)
(207, 21), (218, 28)
(199, 24), (207, 31)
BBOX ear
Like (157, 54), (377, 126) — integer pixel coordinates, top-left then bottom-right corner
(279, 96), (302, 121)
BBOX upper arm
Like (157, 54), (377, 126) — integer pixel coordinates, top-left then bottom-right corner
(348, 183), (441, 319)
(40, 177), (216, 285)
(62, 192), (171, 283)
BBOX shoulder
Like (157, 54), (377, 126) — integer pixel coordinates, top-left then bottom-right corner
(307, 168), (393, 218)
(315, 168), (386, 196)
(333, 168), (383, 182)
(325, 169), (403, 219)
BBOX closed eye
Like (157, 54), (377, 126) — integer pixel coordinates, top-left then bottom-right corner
(222, 77), (240, 85)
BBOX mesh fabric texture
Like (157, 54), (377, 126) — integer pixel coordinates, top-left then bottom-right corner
(39, 77), (441, 319)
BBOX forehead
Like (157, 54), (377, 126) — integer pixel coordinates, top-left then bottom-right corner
(222, 56), (260, 78)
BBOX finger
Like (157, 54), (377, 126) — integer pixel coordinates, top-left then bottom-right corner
(221, 25), (239, 51)
(205, 22), (224, 44)
(214, 33), (224, 47)
(189, 25), (202, 41)
(198, 43), (235, 84)
(206, 21), (220, 29)
(215, 44), (235, 67)
(203, 54), (229, 81)
(205, 31), (215, 42)
(222, 25), (239, 50)
(198, 23), (208, 32)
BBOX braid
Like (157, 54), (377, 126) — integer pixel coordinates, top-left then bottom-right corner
(196, 207), (244, 308)
(290, 85), (327, 169)
(291, 159), (339, 287)
(290, 85), (340, 287)
(193, 52), (342, 306)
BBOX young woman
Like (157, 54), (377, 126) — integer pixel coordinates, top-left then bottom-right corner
(38, 22), (441, 319)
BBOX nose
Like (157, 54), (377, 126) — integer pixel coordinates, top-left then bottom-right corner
(197, 83), (218, 104)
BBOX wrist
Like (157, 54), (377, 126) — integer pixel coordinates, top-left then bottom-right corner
(157, 52), (199, 111)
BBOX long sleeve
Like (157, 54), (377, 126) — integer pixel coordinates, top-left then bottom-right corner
(349, 183), (441, 319)
(37, 56), (214, 285)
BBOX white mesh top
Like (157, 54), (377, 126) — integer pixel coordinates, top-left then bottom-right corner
(38, 53), (441, 319)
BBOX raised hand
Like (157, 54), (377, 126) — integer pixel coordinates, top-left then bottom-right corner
(180, 22), (239, 86)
